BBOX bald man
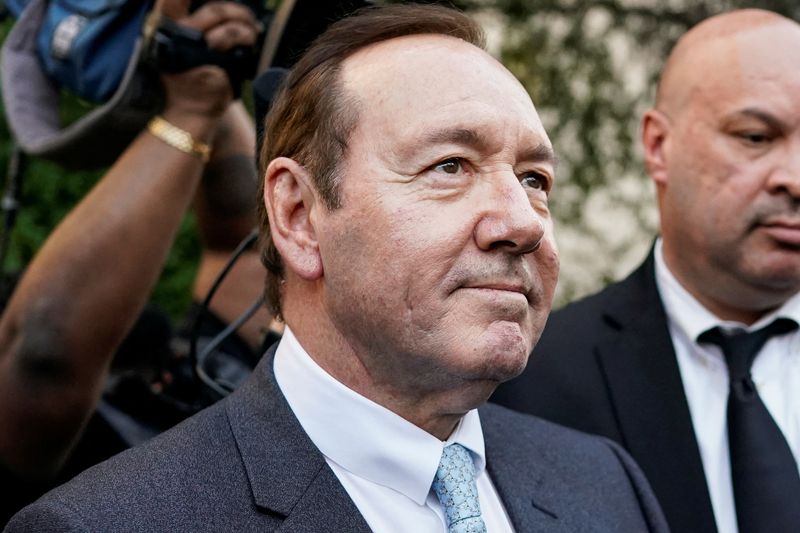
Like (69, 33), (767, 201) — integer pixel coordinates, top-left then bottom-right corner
(493, 9), (800, 533)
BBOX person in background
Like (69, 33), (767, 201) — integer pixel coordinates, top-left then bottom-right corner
(0, 0), (262, 524)
(493, 9), (800, 533)
(6, 4), (669, 531)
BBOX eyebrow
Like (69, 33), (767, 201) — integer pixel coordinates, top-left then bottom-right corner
(520, 143), (558, 169)
(731, 108), (786, 131)
(421, 127), (557, 166)
(423, 128), (486, 149)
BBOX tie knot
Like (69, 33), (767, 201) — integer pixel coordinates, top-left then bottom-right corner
(432, 444), (487, 533)
(698, 318), (797, 379)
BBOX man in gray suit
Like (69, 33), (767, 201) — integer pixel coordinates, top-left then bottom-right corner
(6, 4), (668, 532)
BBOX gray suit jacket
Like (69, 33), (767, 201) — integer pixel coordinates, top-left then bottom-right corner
(6, 346), (668, 532)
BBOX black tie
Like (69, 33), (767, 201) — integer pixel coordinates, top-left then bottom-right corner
(698, 318), (800, 533)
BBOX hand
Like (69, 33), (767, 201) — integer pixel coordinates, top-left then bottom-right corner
(160, 1), (262, 120)
(167, 1), (261, 52)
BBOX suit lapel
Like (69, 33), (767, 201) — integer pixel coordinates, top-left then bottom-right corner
(595, 252), (718, 533)
(225, 348), (371, 532)
(274, 466), (372, 533)
(481, 406), (558, 531)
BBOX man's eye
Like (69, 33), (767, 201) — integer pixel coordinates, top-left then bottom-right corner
(433, 158), (463, 174)
(521, 173), (548, 191)
(736, 132), (772, 145)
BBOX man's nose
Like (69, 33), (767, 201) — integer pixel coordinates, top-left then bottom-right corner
(473, 173), (546, 254)
(766, 140), (800, 198)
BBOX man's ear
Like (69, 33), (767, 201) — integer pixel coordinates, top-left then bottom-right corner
(641, 109), (671, 186)
(263, 157), (323, 281)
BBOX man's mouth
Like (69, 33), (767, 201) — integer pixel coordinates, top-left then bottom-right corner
(759, 217), (800, 247)
(460, 281), (532, 303)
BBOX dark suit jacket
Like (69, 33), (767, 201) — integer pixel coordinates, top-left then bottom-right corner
(7, 346), (668, 532)
(492, 251), (718, 533)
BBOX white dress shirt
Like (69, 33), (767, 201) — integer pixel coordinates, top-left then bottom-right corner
(654, 239), (800, 533)
(273, 327), (515, 533)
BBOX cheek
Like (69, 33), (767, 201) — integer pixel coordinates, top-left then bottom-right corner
(682, 131), (753, 196)
(664, 160), (718, 230)
(388, 203), (476, 264)
(700, 169), (760, 233)
(326, 204), (469, 305)
(533, 236), (560, 300)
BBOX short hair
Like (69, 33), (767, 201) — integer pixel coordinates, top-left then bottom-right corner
(257, 3), (486, 317)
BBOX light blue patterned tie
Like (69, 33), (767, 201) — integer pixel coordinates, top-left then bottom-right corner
(431, 444), (488, 533)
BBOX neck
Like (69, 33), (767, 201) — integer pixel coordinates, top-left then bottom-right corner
(282, 299), (490, 441)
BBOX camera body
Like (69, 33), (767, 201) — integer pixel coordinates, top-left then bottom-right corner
(149, 0), (270, 96)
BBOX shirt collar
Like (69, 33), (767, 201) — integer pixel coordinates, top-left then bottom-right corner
(654, 238), (800, 342)
(273, 326), (486, 506)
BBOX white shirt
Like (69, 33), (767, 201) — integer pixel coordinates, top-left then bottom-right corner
(273, 327), (515, 533)
(654, 239), (800, 533)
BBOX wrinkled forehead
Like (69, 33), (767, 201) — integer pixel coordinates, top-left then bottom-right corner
(339, 34), (551, 152)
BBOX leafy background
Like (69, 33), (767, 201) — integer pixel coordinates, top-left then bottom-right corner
(0, 1), (798, 319)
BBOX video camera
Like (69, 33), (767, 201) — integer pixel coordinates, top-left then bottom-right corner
(1, 0), (370, 171)
(149, 0), (271, 97)
(149, 0), (371, 97)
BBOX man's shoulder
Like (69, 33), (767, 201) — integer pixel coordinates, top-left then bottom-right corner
(6, 399), (260, 531)
(480, 402), (641, 478)
(551, 281), (619, 320)
(548, 263), (648, 325)
(519, 278), (625, 368)
(480, 402), (620, 456)
(538, 256), (657, 351)
(479, 403), (668, 532)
